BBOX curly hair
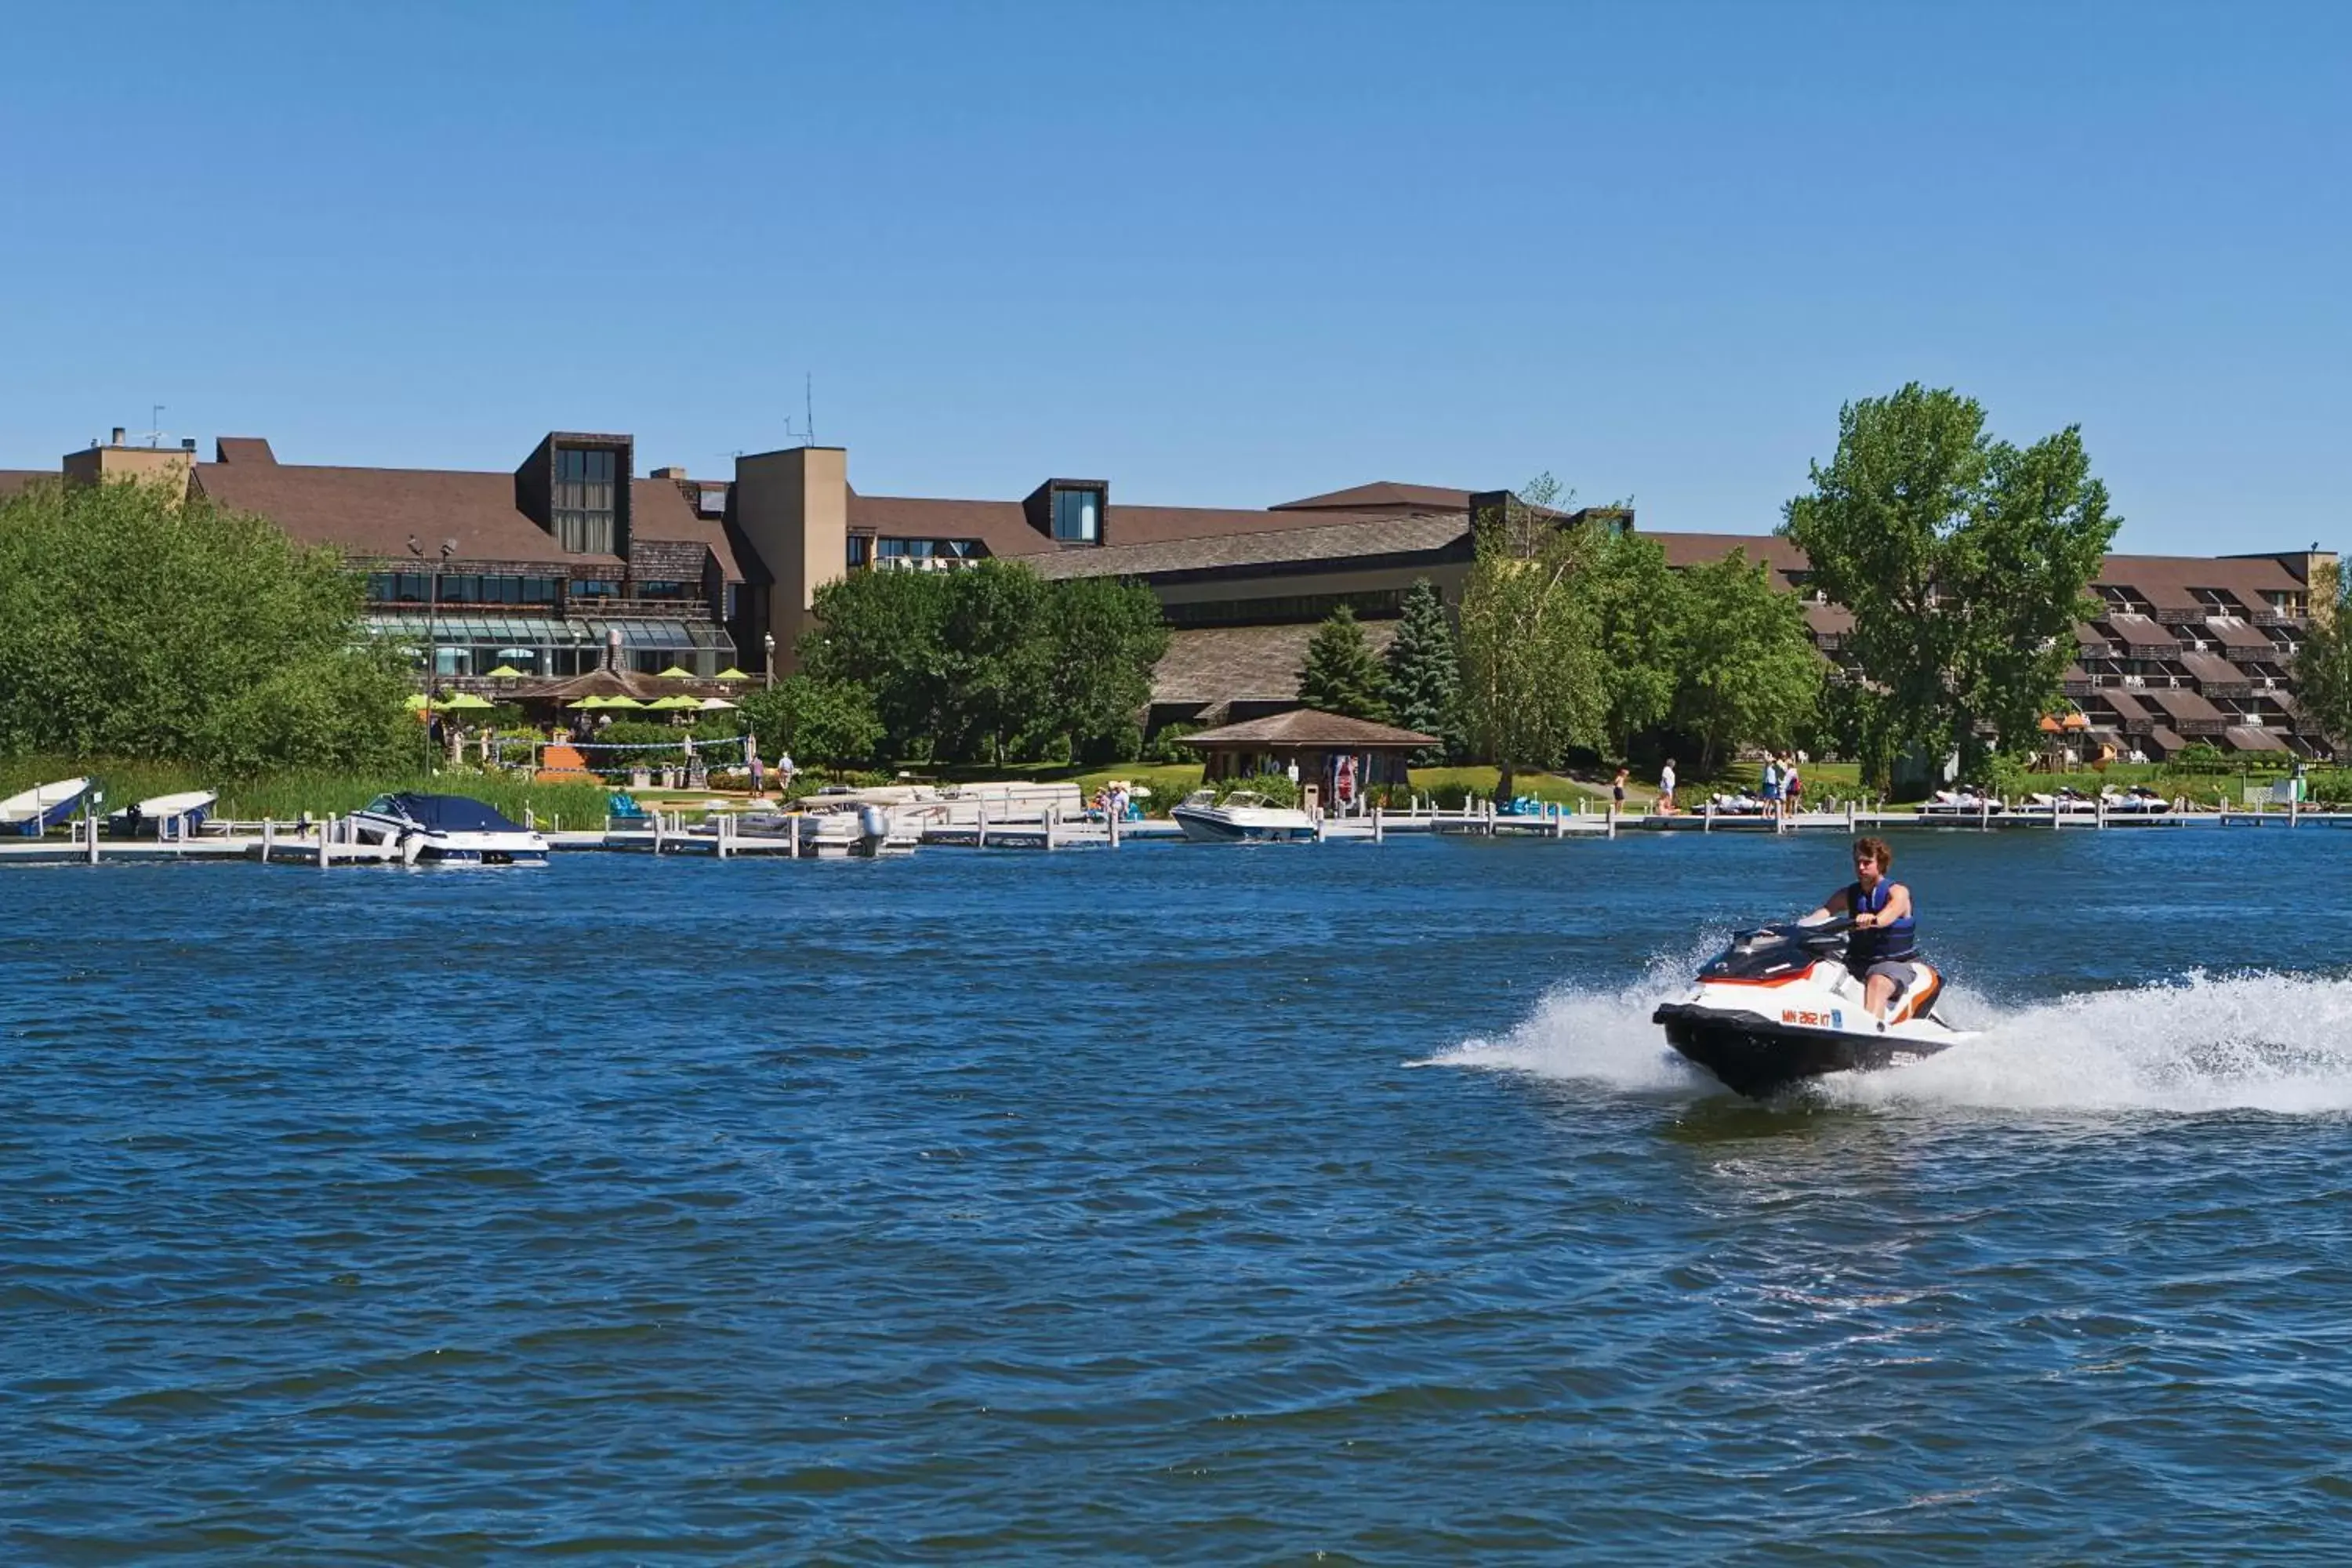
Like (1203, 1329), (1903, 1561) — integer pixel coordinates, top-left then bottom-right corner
(1853, 836), (1893, 871)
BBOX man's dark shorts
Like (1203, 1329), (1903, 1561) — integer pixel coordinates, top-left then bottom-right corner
(1860, 960), (1912, 999)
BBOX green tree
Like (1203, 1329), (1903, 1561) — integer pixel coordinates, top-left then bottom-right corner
(1672, 550), (1823, 774)
(1297, 604), (1392, 721)
(1043, 575), (1168, 764)
(1573, 528), (1682, 758)
(0, 477), (409, 771)
(1782, 383), (2118, 784)
(1381, 577), (1460, 763)
(2292, 560), (2352, 757)
(937, 560), (1051, 764)
(1454, 476), (1605, 799)
(739, 674), (884, 774)
(797, 568), (949, 759)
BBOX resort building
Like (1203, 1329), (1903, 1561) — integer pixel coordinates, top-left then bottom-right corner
(22, 428), (754, 681)
(11, 426), (2337, 759)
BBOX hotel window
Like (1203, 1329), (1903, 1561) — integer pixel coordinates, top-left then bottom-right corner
(848, 535), (873, 569)
(1051, 488), (1101, 543)
(553, 448), (619, 555)
(633, 579), (698, 601)
(572, 579), (622, 601)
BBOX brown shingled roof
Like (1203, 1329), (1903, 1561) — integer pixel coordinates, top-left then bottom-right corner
(1180, 707), (1439, 749)
(845, 489), (1397, 558)
(1031, 511), (1467, 580)
(1272, 481), (1474, 514)
(1152, 622), (1399, 705)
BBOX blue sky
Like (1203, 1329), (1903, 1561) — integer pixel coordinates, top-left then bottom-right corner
(2, 2), (2345, 552)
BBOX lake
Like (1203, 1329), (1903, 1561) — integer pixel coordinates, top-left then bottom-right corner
(7, 829), (2352, 1562)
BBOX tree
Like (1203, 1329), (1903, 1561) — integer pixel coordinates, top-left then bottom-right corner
(739, 675), (884, 774)
(936, 560), (1051, 765)
(797, 568), (949, 759)
(1042, 575), (1168, 764)
(1297, 604), (1392, 722)
(1454, 476), (1605, 799)
(1573, 528), (1682, 758)
(0, 477), (409, 771)
(1782, 383), (2118, 785)
(1672, 550), (1824, 774)
(1382, 578), (1460, 763)
(2293, 560), (2352, 759)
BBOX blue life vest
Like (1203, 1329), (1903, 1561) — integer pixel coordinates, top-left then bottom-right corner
(1847, 879), (1917, 965)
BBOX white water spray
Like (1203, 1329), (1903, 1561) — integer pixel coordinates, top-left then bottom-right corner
(1422, 966), (2352, 1116)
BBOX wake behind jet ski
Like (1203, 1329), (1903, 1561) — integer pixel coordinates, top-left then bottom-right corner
(1652, 836), (1974, 1098)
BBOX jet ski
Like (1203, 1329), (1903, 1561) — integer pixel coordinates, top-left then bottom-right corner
(1651, 916), (1973, 1098)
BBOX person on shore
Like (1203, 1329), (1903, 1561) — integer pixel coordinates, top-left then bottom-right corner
(1806, 837), (1917, 1022)
(1657, 759), (1677, 815)
(1760, 755), (1783, 815)
(779, 750), (797, 793)
(748, 743), (765, 798)
(1612, 767), (1629, 811)
(1782, 753), (1802, 819)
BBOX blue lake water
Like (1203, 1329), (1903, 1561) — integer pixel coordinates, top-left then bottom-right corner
(7, 829), (2352, 1562)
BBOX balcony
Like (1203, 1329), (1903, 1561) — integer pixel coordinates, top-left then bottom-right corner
(2253, 608), (2307, 626)
(564, 597), (720, 619)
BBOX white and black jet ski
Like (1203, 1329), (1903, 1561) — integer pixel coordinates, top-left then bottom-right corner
(1651, 917), (1973, 1098)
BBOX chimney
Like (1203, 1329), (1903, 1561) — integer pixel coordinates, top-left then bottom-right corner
(110, 426), (125, 445)
(651, 465), (689, 479)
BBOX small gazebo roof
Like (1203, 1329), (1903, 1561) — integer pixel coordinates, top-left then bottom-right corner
(514, 669), (666, 703)
(1178, 708), (1439, 750)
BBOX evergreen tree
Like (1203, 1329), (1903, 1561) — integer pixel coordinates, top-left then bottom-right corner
(1382, 577), (1459, 762)
(1297, 604), (1392, 721)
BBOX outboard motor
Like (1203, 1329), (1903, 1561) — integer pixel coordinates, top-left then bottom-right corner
(857, 803), (889, 854)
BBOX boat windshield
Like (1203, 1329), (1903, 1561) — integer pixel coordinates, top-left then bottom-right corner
(387, 793), (527, 833)
(1180, 789), (1217, 808)
(1221, 792), (1271, 809)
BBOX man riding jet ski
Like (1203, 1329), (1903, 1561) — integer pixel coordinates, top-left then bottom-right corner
(1652, 837), (1973, 1098)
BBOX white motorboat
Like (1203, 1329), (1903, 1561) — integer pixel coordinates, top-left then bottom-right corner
(107, 789), (217, 837)
(349, 792), (549, 865)
(0, 777), (91, 837)
(1918, 788), (2004, 818)
(1171, 789), (1316, 844)
(1653, 916), (1976, 1098)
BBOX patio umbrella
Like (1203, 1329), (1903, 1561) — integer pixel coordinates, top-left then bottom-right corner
(601, 696), (648, 710)
(698, 696), (739, 711)
(439, 693), (495, 711)
(648, 695), (701, 710)
(712, 667), (751, 682)
(484, 664), (528, 680)
(567, 695), (610, 711)
(655, 665), (698, 680)
(403, 693), (432, 710)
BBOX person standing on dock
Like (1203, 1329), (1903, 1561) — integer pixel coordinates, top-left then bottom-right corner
(1613, 768), (1629, 811)
(749, 742), (765, 799)
(1782, 754), (1802, 820)
(1658, 758), (1677, 815)
(1761, 756), (1783, 816)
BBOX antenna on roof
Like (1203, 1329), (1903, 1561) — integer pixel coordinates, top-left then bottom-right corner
(149, 405), (165, 448)
(805, 373), (815, 446)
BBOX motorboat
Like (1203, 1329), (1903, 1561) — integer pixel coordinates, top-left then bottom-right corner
(106, 789), (217, 837)
(2026, 786), (2096, 815)
(1651, 917), (1975, 1098)
(1171, 788), (1316, 844)
(2100, 786), (2173, 815)
(0, 776), (90, 837)
(349, 792), (549, 865)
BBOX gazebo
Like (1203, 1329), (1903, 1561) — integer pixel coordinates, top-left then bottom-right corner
(1178, 708), (1438, 808)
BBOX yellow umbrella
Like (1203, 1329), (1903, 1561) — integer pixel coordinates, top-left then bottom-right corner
(712, 667), (751, 682)
(647, 695), (701, 710)
(485, 664), (527, 680)
(655, 665), (697, 681)
(601, 696), (648, 710)
(439, 692), (495, 710)
(403, 693), (432, 710)
(567, 695), (609, 710)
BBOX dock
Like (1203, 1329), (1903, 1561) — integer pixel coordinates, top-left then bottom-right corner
(5, 793), (2349, 870)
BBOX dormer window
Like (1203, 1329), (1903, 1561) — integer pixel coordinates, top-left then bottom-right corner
(1052, 487), (1102, 543)
(554, 448), (618, 554)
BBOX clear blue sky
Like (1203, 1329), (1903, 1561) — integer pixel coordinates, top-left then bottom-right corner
(2, 2), (2344, 553)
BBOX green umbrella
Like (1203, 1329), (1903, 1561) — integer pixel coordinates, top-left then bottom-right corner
(601, 696), (648, 710)
(712, 667), (751, 682)
(439, 692), (495, 710)
(567, 695), (609, 711)
(647, 695), (701, 710)
(403, 693), (432, 711)
(484, 664), (527, 680)
(655, 665), (697, 680)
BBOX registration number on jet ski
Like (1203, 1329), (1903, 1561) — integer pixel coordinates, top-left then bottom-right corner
(1781, 1007), (1843, 1028)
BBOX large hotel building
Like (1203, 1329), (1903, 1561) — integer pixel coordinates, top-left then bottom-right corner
(3, 426), (2337, 760)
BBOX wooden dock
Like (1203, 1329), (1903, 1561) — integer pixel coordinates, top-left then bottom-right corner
(5, 794), (2350, 870)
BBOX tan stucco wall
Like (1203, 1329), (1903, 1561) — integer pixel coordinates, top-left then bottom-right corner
(60, 445), (194, 506)
(731, 445), (847, 673)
